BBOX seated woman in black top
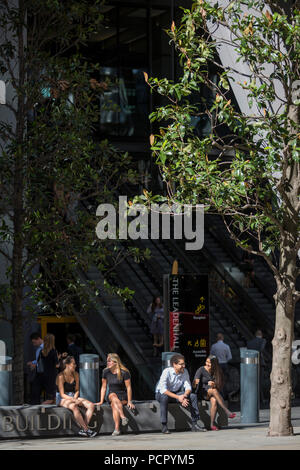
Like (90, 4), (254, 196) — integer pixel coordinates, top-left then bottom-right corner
(56, 356), (96, 437)
(96, 353), (135, 436)
(193, 355), (236, 430)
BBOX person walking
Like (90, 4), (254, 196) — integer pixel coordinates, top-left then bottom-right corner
(193, 355), (236, 431)
(147, 296), (164, 357)
(40, 333), (59, 404)
(56, 356), (97, 437)
(96, 353), (135, 436)
(155, 353), (206, 434)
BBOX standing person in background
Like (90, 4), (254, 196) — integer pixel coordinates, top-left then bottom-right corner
(27, 332), (44, 404)
(247, 330), (266, 356)
(96, 353), (135, 436)
(247, 330), (267, 405)
(66, 334), (83, 370)
(147, 296), (164, 357)
(210, 333), (232, 376)
(40, 333), (59, 404)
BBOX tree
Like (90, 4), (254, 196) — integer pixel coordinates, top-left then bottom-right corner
(146, 0), (300, 436)
(0, 0), (138, 404)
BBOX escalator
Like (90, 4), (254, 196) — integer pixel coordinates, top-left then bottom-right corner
(74, 198), (296, 398)
(74, 266), (158, 398)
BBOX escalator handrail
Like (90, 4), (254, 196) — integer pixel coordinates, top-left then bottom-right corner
(76, 267), (157, 390)
(162, 237), (274, 338)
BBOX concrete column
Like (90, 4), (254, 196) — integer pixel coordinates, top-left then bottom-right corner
(79, 354), (100, 403)
(0, 356), (12, 405)
(240, 348), (259, 423)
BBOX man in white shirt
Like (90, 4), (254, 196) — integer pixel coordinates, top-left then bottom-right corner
(210, 333), (232, 374)
(155, 353), (206, 434)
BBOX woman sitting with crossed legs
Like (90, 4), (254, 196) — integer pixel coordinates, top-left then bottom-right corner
(193, 355), (236, 430)
(96, 353), (135, 436)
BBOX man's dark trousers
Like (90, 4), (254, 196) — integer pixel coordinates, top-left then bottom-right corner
(155, 390), (200, 425)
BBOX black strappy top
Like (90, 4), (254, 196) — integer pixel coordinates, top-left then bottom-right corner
(56, 377), (76, 394)
(64, 380), (76, 393)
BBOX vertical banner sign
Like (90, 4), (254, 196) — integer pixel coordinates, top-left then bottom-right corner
(169, 274), (209, 377)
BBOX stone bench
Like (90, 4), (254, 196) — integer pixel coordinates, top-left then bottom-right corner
(0, 400), (228, 439)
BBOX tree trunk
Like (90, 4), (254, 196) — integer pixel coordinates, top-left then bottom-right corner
(12, 0), (26, 405)
(268, 250), (297, 436)
(268, 297), (294, 435)
(11, 282), (24, 405)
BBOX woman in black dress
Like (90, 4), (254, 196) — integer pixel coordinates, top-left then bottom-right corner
(193, 355), (236, 430)
(96, 353), (135, 436)
(40, 333), (59, 404)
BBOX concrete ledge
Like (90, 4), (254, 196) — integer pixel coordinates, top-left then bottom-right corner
(0, 400), (228, 439)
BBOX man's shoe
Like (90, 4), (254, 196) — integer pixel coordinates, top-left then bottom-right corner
(87, 429), (97, 437)
(161, 424), (171, 434)
(191, 423), (207, 432)
(78, 429), (89, 437)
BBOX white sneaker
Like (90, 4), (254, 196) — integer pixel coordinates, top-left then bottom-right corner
(78, 429), (89, 437)
(112, 430), (121, 436)
(87, 429), (97, 437)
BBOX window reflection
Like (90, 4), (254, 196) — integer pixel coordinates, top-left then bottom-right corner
(99, 67), (149, 137)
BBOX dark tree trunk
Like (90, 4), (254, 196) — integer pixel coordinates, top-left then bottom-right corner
(12, 0), (26, 405)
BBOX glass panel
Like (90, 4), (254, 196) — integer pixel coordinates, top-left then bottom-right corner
(99, 66), (149, 137)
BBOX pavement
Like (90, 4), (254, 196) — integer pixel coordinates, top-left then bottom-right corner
(0, 406), (300, 451)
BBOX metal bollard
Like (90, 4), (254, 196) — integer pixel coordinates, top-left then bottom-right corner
(240, 348), (259, 423)
(161, 351), (174, 371)
(79, 354), (100, 403)
(0, 356), (12, 406)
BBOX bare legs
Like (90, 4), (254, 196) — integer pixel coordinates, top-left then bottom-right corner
(76, 398), (95, 428)
(153, 334), (164, 355)
(109, 393), (127, 432)
(60, 398), (95, 431)
(207, 388), (232, 429)
(156, 334), (164, 348)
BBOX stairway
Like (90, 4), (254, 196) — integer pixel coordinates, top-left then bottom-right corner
(205, 215), (300, 336)
(74, 266), (159, 398)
